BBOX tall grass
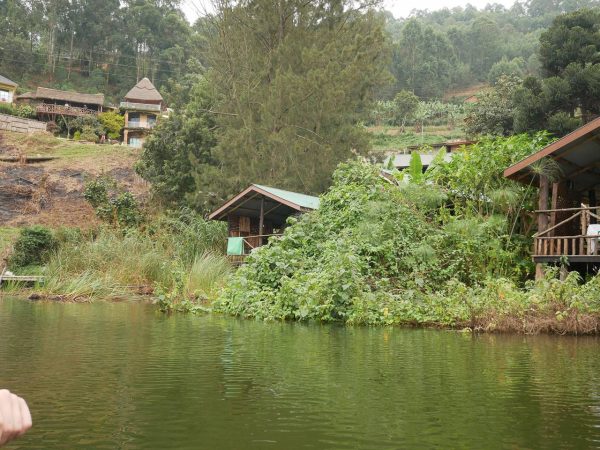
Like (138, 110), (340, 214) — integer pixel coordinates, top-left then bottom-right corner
(37, 211), (229, 301)
(186, 252), (232, 300)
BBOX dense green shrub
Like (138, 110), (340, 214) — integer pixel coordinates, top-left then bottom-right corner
(216, 160), (532, 323)
(98, 111), (124, 139)
(84, 176), (143, 228)
(8, 226), (57, 268)
(0, 103), (36, 119)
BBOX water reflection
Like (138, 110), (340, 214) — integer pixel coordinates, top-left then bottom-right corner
(0, 298), (599, 449)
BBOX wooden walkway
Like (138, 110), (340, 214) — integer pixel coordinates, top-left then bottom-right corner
(0, 270), (44, 285)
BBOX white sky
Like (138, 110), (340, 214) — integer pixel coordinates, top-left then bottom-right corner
(181, 0), (518, 23)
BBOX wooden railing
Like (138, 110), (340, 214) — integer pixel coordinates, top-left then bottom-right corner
(227, 233), (282, 264)
(534, 206), (600, 257)
(36, 103), (97, 116)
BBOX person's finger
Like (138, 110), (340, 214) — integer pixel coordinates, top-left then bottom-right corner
(17, 396), (32, 435)
(0, 389), (14, 445)
(9, 393), (22, 438)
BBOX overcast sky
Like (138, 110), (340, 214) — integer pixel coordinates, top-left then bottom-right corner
(181, 0), (518, 23)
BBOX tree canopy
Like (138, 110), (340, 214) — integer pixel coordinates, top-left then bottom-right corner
(152, 0), (385, 210)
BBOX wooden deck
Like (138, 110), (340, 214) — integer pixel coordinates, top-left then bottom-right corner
(534, 206), (600, 263)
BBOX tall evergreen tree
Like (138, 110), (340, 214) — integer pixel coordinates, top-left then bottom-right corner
(195, 0), (389, 207)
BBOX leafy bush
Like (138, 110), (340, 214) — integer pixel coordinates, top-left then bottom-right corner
(98, 111), (124, 139)
(8, 226), (57, 268)
(0, 103), (36, 119)
(216, 160), (527, 323)
(84, 176), (143, 228)
(79, 126), (98, 143)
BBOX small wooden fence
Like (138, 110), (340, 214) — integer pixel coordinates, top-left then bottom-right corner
(534, 206), (600, 257)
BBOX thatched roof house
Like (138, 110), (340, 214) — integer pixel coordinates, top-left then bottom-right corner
(121, 78), (166, 147)
(16, 87), (105, 119)
(124, 78), (163, 104)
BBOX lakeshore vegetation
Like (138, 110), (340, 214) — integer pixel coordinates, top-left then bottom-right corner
(2, 1), (600, 334)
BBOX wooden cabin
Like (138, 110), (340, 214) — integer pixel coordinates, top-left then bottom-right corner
(16, 87), (104, 120)
(504, 118), (600, 276)
(0, 75), (18, 104)
(120, 78), (165, 148)
(209, 184), (320, 262)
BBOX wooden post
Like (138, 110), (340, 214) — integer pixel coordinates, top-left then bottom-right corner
(536, 175), (550, 280)
(550, 182), (559, 235)
(259, 196), (264, 246)
(582, 203), (589, 255)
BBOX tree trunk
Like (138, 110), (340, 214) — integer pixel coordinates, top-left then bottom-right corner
(68, 32), (74, 81)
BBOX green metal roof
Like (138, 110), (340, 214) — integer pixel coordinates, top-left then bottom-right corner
(253, 184), (320, 210)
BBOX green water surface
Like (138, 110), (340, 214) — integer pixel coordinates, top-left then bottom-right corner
(0, 297), (599, 449)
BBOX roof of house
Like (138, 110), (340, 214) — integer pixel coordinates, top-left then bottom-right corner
(124, 77), (163, 103)
(16, 91), (35, 100)
(209, 184), (320, 224)
(0, 75), (18, 88)
(253, 185), (321, 210)
(504, 117), (600, 190)
(34, 87), (105, 106)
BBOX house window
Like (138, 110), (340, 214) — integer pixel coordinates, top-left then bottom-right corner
(0, 89), (11, 103)
(128, 137), (142, 148)
(147, 114), (156, 128)
(128, 112), (141, 127)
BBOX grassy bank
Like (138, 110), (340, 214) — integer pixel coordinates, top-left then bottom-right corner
(1, 211), (231, 303)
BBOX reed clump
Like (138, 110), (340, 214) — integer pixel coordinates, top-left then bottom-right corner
(24, 210), (231, 302)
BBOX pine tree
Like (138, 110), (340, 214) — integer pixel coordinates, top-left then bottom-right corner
(195, 0), (389, 207)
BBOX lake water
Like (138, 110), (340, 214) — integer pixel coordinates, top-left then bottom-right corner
(0, 297), (599, 449)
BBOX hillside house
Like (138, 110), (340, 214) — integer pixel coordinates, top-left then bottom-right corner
(504, 118), (600, 277)
(16, 87), (105, 119)
(120, 78), (165, 148)
(0, 75), (18, 104)
(209, 184), (320, 262)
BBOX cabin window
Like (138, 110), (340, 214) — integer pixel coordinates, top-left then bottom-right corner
(128, 137), (142, 148)
(128, 113), (141, 127)
(147, 114), (156, 128)
(0, 89), (11, 103)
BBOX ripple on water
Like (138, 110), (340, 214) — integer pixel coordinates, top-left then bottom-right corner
(1, 299), (600, 449)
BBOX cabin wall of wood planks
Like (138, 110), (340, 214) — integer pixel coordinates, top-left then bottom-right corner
(227, 214), (274, 249)
(0, 113), (47, 133)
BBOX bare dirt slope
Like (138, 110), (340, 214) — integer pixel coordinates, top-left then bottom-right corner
(0, 131), (149, 228)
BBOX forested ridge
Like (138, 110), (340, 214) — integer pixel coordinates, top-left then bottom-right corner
(384, 0), (600, 98)
(1, 0), (598, 104)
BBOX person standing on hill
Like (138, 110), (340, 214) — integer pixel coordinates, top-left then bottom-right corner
(0, 389), (32, 446)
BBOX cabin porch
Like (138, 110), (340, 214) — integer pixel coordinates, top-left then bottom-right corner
(504, 117), (600, 276)
(534, 206), (600, 263)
